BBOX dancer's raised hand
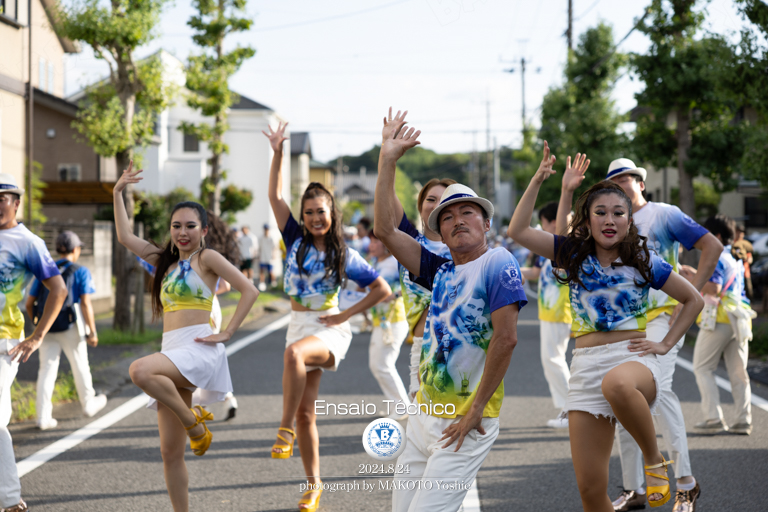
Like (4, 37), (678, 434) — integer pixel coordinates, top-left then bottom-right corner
(380, 107), (421, 162)
(561, 152), (590, 193)
(114, 160), (143, 194)
(263, 121), (289, 153)
(531, 141), (556, 184)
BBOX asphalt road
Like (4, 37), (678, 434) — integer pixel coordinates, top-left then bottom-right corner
(11, 303), (768, 511)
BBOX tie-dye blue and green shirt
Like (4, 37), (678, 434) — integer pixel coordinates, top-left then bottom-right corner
(397, 213), (453, 337)
(705, 245), (750, 325)
(418, 246), (527, 418)
(0, 224), (60, 340)
(533, 256), (572, 324)
(281, 214), (379, 310)
(633, 202), (708, 321)
(553, 235), (673, 337)
(371, 255), (406, 327)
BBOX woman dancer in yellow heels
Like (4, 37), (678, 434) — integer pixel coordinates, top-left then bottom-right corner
(114, 163), (259, 512)
(508, 144), (703, 511)
(264, 122), (390, 511)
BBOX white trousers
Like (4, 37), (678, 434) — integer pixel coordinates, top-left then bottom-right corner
(392, 411), (499, 512)
(693, 322), (751, 425)
(617, 314), (691, 489)
(369, 320), (410, 406)
(539, 321), (571, 409)
(409, 336), (423, 399)
(0, 340), (21, 507)
(36, 327), (97, 423)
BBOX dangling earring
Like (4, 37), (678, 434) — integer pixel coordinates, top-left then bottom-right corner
(171, 244), (178, 255)
(201, 236), (206, 249)
(585, 229), (591, 240)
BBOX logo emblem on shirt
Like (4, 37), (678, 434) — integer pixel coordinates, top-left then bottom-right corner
(499, 263), (522, 291)
(363, 418), (406, 461)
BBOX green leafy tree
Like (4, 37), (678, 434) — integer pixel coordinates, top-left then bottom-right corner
(53, 0), (172, 331)
(180, 0), (255, 215)
(631, 0), (738, 216)
(671, 181), (722, 220)
(136, 188), (197, 244)
(24, 161), (47, 236)
(535, 23), (630, 205)
(219, 183), (253, 225)
(395, 167), (418, 222)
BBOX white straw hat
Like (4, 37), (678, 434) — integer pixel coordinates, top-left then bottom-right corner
(0, 173), (24, 196)
(427, 183), (494, 232)
(605, 158), (647, 181)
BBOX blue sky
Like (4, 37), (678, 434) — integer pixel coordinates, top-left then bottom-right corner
(63, 0), (750, 162)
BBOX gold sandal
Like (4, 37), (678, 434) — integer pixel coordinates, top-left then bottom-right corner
(272, 427), (295, 459)
(185, 405), (213, 456)
(298, 485), (323, 511)
(644, 456), (674, 508)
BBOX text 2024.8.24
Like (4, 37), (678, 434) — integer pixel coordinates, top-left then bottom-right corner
(358, 464), (410, 474)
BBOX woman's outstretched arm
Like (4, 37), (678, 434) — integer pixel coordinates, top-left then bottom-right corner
(263, 121), (291, 231)
(507, 142), (558, 260)
(113, 161), (162, 264)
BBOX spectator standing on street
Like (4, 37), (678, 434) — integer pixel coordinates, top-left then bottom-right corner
(27, 231), (108, 431)
(264, 122), (390, 512)
(0, 173), (67, 512)
(732, 224), (753, 300)
(511, 145), (704, 511)
(558, 157), (722, 511)
(238, 225), (259, 282)
(519, 201), (573, 429)
(691, 215), (755, 436)
(375, 110), (526, 512)
(114, 162), (258, 512)
(259, 224), (276, 291)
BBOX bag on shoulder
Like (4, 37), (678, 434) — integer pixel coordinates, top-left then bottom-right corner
(32, 261), (80, 333)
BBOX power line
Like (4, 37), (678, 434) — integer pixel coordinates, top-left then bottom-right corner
(253, 0), (412, 32)
(574, 0), (601, 22)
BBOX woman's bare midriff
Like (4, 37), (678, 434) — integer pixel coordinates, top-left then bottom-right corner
(574, 329), (645, 349)
(163, 310), (213, 332)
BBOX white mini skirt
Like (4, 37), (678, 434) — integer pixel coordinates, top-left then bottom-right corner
(286, 308), (353, 372)
(559, 340), (661, 422)
(147, 323), (233, 410)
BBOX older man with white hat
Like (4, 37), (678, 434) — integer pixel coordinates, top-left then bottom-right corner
(0, 173), (67, 512)
(557, 158), (722, 512)
(374, 110), (527, 512)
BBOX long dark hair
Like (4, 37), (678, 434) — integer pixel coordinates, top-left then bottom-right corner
(205, 209), (241, 267)
(296, 182), (347, 286)
(555, 181), (652, 288)
(150, 201), (209, 318)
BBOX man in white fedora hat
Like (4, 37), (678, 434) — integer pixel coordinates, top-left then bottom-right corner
(557, 158), (722, 512)
(0, 173), (67, 512)
(374, 110), (527, 512)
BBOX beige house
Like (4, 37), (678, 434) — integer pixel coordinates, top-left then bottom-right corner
(0, 0), (79, 216)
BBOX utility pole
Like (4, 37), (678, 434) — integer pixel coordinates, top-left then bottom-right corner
(504, 57), (532, 138)
(565, 0), (573, 51)
(471, 131), (479, 193)
(492, 136), (500, 211)
(27, 0), (34, 226)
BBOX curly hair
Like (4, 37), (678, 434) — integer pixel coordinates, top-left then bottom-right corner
(555, 181), (652, 289)
(297, 182), (347, 287)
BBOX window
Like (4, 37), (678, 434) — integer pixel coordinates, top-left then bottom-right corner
(48, 62), (55, 93)
(39, 58), (46, 91)
(0, 0), (18, 21)
(58, 164), (82, 182)
(183, 133), (199, 153)
(745, 197), (768, 228)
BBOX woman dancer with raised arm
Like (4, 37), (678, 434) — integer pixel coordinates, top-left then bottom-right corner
(263, 122), (390, 512)
(508, 144), (703, 511)
(114, 164), (259, 512)
(374, 108), (455, 401)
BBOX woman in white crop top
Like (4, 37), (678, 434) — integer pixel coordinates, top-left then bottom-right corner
(114, 163), (259, 512)
(264, 123), (390, 512)
(508, 144), (703, 511)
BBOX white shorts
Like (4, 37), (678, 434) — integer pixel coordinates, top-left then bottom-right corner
(286, 308), (353, 372)
(560, 340), (661, 421)
(148, 323), (233, 410)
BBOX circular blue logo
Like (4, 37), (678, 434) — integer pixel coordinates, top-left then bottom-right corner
(362, 418), (406, 461)
(500, 263), (522, 291)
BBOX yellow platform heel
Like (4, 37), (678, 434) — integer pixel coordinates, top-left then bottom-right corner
(644, 456), (674, 508)
(298, 485), (322, 511)
(186, 405), (213, 456)
(272, 427), (295, 459)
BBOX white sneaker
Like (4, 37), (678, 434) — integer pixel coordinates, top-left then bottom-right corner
(37, 418), (58, 430)
(258, 282), (267, 291)
(546, 417), (569, 429)
(223, 393), (238, 420)
(83, 394), (108, 418)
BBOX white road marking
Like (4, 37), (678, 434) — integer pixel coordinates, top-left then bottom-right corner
(17, 314), (291, 478)
(460, 479), (481, 512)
(675, 356), (768, 413)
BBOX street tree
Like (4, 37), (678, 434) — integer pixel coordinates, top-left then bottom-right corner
(180, 0), (255, 215)
(53, 0), (171, 331)
(536, 22), (630, 206)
